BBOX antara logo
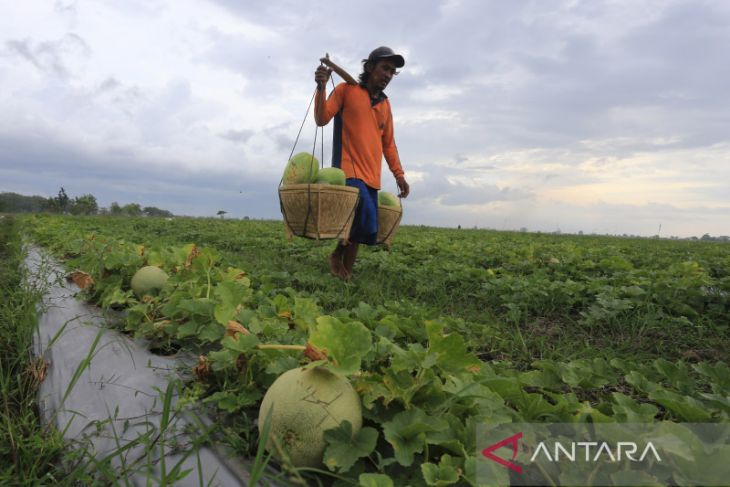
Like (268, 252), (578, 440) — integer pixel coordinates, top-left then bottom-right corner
(530, 441), (662, 463)
(481, 432), (524, 473)
(482, 433), (662, 473)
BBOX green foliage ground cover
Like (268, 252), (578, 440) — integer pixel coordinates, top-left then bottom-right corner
(20, 214), (730, 486)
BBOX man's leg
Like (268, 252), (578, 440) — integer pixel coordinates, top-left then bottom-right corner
(342, 242), (359, 279)
(329, 241), (347, 278)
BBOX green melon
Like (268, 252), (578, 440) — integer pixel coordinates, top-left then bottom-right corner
(378, 191), (400, 208)
(283, 152), (319, 185)
(315, 167), (346, 185)
(258, 367), (362, 468)
(130, 266), (169, 296)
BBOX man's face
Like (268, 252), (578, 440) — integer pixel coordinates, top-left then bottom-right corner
(369, 59), (398, 92)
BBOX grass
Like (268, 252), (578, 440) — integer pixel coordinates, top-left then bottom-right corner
(0, 215), (69, 484)
(1, 215), (284, 485)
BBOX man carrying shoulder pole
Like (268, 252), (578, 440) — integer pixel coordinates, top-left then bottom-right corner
(314, 46), (410, 280)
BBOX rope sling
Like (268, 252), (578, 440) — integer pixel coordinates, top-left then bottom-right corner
(278, 70), (359, 241)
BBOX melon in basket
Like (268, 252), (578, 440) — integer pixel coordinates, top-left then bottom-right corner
(283, 152), (319, 185)
(316, 167), (346, 186)
(378, 191), (400, 208)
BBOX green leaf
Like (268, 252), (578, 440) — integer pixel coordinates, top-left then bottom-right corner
(693, 362), (730, 394)
(358, 473), (394, 487)
(322, 421), (378, 473)
(425, 321), (481, 374)
(653, 358), (693, 394)
(291, 296), (320, 331)
(382, 408), (447, 466)
(421, 454), (460, 486)
(177, 298), (215, 317)
(176, 319), (200, 339)
(203, 388), (261, 412)
(213, 280), (250, 325)
(611, 392), (659, 422)
(649, 389), (713, 422)
(309, 316), (371, 375)
(221, 333), (260, 353)
(198, 321), (224, 343)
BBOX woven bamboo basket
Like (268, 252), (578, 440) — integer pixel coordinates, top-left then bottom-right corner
(376, 204), (403, 248)
(279, 183), (360, 240)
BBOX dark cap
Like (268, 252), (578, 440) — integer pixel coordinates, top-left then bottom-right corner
(366, 46), (405, 68)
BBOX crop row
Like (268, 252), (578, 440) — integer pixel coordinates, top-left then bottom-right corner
(21, 214), (730, 486)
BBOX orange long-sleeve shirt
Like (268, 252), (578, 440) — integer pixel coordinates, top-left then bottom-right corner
(314, 82), (404, 190)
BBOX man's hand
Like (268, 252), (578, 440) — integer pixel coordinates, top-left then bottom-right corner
(315, 65), (332, 89)
(396, 176), (410, 198)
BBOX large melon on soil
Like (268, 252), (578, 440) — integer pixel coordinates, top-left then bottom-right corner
(130, 266), (169, 296)
(315, 167), (346, 186)
(283, 152), (319, 185)
(378, 191), (400, 207)
(258, 367), (362, 468)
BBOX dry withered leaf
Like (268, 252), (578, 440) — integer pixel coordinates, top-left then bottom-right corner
(192, 355), (211, 382)
(304, 342), (327, 362)
(185, 244), (201, 270)
(67, 270), (95, 290)
(225, 320), (251, 338)
(27, 357), (49, 384)
(236, 354), (248, 373)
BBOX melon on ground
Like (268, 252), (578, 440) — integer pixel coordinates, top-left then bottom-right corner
(258, 367), (362, 468)
(315, 167), (346, 186)
(378, 191), (400, 208)
(130, 266), (169, 296)
(283, 152), (319, 185)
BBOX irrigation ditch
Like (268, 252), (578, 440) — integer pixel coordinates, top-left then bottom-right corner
(25, 245), (260, 486)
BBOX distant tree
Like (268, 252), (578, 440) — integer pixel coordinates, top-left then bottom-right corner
(109, 202), (123, 216)
(0, 192), (49, 213)
(55, 187), (70, 213)
(70, 194), (98, 215)
(217, 210), (227, 219)
(121, 203), (142, 216)
(143, 206), (173, 217)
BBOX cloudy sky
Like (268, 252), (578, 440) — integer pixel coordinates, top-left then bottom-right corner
(1, 0), (729, 237)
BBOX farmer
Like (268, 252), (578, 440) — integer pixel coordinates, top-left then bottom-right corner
(314, 46), (410, 280)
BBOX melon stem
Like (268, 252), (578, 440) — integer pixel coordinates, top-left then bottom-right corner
(256, 344), (307, 351)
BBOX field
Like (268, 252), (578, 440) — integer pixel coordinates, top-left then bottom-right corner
(12, 214), (730, 485)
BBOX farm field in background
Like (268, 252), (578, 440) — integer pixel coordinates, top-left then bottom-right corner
(16, 214), (730, 485)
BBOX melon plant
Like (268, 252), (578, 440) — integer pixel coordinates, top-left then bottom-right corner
(258, 367), (362, 468)
(378, 191), (400, 208)
(130, 266), (168, 297)
(315, 167), (346, 186)
(283, 152), (319, 185)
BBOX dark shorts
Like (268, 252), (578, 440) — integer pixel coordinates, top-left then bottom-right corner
(346, 178), (378, 245)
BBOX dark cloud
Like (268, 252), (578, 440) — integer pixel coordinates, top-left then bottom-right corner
(5, 34), (90, 79)
(219, 129), (255, 144)
(0, 132), (282, 219)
